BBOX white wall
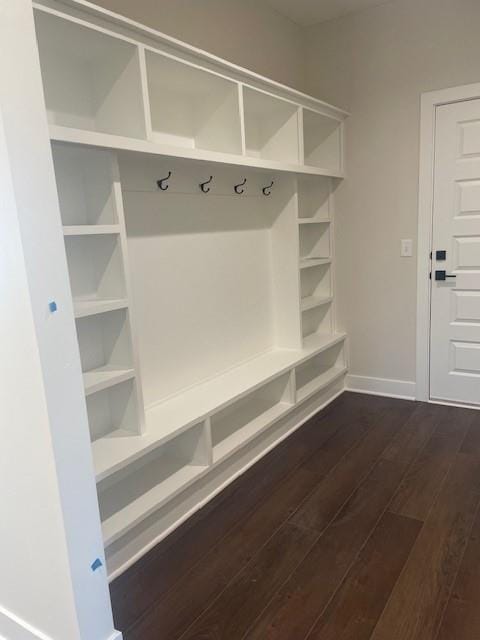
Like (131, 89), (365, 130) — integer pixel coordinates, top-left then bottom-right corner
(91, 0), (306, 91)
(306, 0), (480, 387)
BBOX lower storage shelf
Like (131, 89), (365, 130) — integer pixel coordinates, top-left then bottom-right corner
(92, 332), (346, 482)
(211, 373), (293, 463)
(296, 341), (347, 403)
(99, 424), (208, 546)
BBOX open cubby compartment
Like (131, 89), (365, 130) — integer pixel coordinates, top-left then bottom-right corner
(297, 175), (331, 221)
(145, 50), (242, 154)
(296, 341), (346, 403)
(86, 378), (140, 442)
(302, 304), (333, 339)
(76, 309), (135, 396)
(97, 423), (209, 546)
(52, 144), (118, 227)
(303, 109), (342, 173)
(243, 87), (300, 164)
(299, 222), (331, 260)
(34, 10), (146, 138)
(300, 262), (332, 310)
(210, 373), (293, 463)
(64, 234), (126, 304)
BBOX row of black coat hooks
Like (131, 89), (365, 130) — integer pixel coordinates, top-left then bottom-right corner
(156, 172), (274, 196)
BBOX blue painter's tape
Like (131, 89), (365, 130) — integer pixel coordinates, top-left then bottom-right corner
(49, 301), (57, 313)
(91, 558), (103, 572)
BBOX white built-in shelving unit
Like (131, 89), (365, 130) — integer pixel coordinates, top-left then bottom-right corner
(33, 0), (349, 579)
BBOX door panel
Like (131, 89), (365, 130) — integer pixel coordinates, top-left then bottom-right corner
(430, 99), (480, 404)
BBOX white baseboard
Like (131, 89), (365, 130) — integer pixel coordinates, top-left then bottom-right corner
(0, 605), (122, 640)
(346, 374), (416, 401)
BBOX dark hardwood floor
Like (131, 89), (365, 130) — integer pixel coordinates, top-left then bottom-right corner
(110, 392), (480, 640)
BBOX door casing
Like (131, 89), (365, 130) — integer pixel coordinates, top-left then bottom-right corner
(417, 82), (480, 405)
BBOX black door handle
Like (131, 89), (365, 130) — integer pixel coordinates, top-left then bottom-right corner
(435, 270), (456, 281)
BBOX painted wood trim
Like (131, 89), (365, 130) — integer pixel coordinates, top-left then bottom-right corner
(346, 374), (416, 401)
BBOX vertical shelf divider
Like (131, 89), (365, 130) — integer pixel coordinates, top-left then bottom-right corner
(138, 44), (154, 142)
(203, 417), (214, 467)
(238, 84), (247, 157)
(111, 154), (147, 434)
(298, 107), (305, 166)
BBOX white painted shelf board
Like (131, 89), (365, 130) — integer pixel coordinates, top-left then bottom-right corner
(299, 258), (331, 270)
(83, 366), (135, 396)
(74, 298), (129, 318)
(301, 295), (333, 312)
(297, 218), (330, 225)
(297, 366), (348, 404)
(92, 333), (346, 482)
(101, 463), (207, 546)
(49, 125), (345, 179)
(212, 401), (292, 465)
(63, 225), (121, 236)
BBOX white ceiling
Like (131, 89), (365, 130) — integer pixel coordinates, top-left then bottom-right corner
(264, 0), (390, 26)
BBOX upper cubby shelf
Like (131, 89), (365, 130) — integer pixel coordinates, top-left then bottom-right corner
(34, 4), (348, 178)
(34, 10), (146, 139)
(243, 88), (299, 164)
(145, 51), (243, 155)
(303, 109), (343, 173)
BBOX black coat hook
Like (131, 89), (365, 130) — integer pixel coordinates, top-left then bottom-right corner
(199, 176), (213, 194)
(262, 180), (274, 196)
(157, 171), (172, 191)
(234, 178), (247, 194)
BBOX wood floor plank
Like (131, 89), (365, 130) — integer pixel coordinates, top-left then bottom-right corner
(459, 413), (480, 456)
(306, 512), (422, 640)
(389, 407), (473, 521)
(243, 405), (434, 640)
(435, 506), (480, 640)
(111, 396), (479, 640)
(245, 458), (409, 640)
(125, 407), (375, 640)
(124, 468), (323, 640)
(289, 402), (415, 532)
(370, 454), (480, 640)
(179, 523), (318, 640)
(111, 393), (367, 629)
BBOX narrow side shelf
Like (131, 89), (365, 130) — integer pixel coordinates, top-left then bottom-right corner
(63, 225), (121, 236)
(84, 366), (136, 396)
(74, 299), (129, 318)
(301, 295), (333, 312)
(298, 218), (330, 225)
(300, 258), (331, 270)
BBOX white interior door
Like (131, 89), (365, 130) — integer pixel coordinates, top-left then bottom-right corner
(430, 98), (480, 405)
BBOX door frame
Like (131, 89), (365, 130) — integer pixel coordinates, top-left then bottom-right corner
(417, 82), (480, 402)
